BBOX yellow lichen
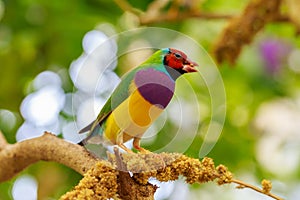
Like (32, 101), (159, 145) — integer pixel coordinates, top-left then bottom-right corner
(61, 152), (282, 200)
(262, 179), (272, 194)
(60, 161), (118, 200)
(130, 154), (220, 185)
(216, 164), (233, 185)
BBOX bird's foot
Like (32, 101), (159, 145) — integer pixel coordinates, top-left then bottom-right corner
(133, 137), (151, 154)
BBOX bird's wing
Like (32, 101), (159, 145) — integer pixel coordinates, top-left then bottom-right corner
(78, 67), (139, 134)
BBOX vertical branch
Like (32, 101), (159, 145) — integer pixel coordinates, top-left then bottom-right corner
(114, 148), (157, 200)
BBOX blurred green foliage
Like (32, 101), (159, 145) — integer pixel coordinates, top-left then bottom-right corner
(1, 0), (300, 199)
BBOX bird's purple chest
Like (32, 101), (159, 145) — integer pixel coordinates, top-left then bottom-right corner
(134, 68), (175, 108)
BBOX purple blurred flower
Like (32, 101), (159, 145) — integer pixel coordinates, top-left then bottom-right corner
(259, 38), (292, 74)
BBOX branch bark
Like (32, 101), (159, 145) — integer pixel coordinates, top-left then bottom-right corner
(114, 148), (157, 200)
(140, 12), (233, 25)
(0, 131), (283, 200)
(113, 0), (295, 65)
(212, 0), (282, 64)
(0, 131), (97, 182)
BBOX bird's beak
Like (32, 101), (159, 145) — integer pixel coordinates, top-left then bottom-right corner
(183, 59), (198, 73)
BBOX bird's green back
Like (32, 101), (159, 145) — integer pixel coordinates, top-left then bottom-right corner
(83, 48), (170, 134)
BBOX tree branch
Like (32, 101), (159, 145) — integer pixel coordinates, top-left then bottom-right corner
(213, 0), (282, 64)
(0, 131), (97, 182)
(114, 148), (157, 200)
(113, 0), (290, 25)
(114, 0), (297, 65)
(140, 12), (233, 25)
(0, 131), (283, 199)
(62, 151), (283, 200)
(231, 179), (282, 200)
(113, 0), (143, 15)
(60, 147), (158, 200)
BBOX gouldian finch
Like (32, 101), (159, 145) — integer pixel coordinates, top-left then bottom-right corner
(79, 48), (198, 153)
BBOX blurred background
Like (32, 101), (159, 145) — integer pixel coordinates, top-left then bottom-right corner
(1, 0), (300, 199)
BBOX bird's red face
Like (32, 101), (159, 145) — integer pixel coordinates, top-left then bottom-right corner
(164, 48), (198, 73)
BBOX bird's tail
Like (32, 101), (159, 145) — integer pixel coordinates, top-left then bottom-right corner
(78, 121), (95, 134)
(78, 124), (108, 158)
(77, 121), (94, 146)
(78, 123), (104, 146)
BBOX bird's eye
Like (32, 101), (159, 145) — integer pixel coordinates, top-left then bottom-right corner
(174, 53), (182, 59)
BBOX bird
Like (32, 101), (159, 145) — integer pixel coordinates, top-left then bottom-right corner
(79, 48), (198, 153)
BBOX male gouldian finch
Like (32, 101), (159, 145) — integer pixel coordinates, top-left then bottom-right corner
(79, 48), (198, 153)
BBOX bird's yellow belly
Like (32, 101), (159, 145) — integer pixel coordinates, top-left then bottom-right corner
(103, 89), (163, 144)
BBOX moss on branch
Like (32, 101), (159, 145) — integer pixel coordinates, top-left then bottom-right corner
(0, 132), (283, 200)
(62, 148), (283, 200)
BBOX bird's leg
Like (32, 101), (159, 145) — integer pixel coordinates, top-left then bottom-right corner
(116, 131), (133, 153)
(118, 143), (134, 153)
(133, 137), (151, 154)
